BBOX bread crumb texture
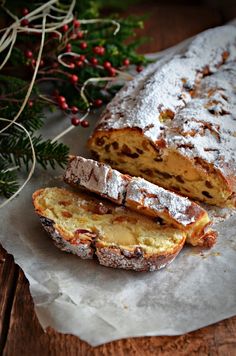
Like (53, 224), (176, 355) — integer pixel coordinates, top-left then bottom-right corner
(34, 187), (185, 255)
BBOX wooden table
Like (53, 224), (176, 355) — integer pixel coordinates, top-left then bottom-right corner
(1, 3), (236, 355)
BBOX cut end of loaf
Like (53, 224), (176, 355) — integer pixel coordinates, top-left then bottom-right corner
(32, 187), (186, 272)
(88, 129), (235, 208)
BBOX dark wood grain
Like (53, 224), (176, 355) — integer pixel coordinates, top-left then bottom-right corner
(0, 247), (18, 355)
(2, 269), (236, 356)
(127, 4), (222, 53)
(3, 269), (49, 356)
(1, 3), (236, 355)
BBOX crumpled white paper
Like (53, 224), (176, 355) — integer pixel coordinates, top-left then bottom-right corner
(1, 24), (236, 346)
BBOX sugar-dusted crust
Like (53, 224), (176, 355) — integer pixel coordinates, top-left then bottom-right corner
(32, 188), (185, 272)
(64, 155), (130, 204)
(65, 156), (201, 226)
(88, 24), (236, 207)
(125, 177), (217, 247)
(39, 216), (94, 259)
(92, 25), (236, 141)
(95, 241), (184, 272)
(64, 156), (216, 247)
(126, 177), (201, 227)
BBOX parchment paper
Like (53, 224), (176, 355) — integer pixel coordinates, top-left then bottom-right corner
(0, 24), (236, 346)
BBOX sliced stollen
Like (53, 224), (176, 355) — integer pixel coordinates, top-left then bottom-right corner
(64, 156), (216, 247)
(88, 24), (236, 207)
(32, 187), (186, 272)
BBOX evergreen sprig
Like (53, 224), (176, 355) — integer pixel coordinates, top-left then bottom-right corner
(0, 0), (147, 200)
(0, 130), (69, 171)
(0, 161), (19, 199)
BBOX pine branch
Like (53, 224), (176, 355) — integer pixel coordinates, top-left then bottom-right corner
(0, 161), (19, 198)
(0, 0), (148, 200)
(0, 130), (69, 171)
(32, 137), (69, 170)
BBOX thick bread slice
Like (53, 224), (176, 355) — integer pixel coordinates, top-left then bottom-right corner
(64, 155), (129, 204)
(88, 25), (236, 207)
(32, 187), (186, 272)
(64, 156), (216, 247)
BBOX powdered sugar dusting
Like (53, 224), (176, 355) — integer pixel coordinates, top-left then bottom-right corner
(64, 156), (110, 194)
(65, 156), (128, 204)
(126, 178), (196, 226)
(65, 157), (206, 227)
(168, 61), (236, 174)
(94, 25), (236, 147)
(106, 169), (128, 203)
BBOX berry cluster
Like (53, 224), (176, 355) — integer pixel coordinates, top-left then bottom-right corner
(19, 7), (145, 130)
(0, 0), (147, 200)
(55, 94), (90, 127)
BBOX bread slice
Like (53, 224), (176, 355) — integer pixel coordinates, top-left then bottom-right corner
(64, 156), (216, 247)
(32, 187), (186, 272)
(88, 25), (236, 207)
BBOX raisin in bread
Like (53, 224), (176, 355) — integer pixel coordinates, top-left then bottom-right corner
(64, 156), (216, 247)
(88, 24), (236, 207)
(33, 187), (186, 272)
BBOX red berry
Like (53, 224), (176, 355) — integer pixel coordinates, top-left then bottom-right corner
(81, 120), (89, 128)
(76, 60), (83, 68)
(40, 59), (44, 67)
(24, 49), (33, 59)
(108, 67), (116, 77)
(71, 117), (80, 126)
(93, 46), (105, 55)
(65, 43), (72, 52)
(22, 8), (29, 16)
(103, 61), (111, 70)
(61, 24), (69, 33)
(70, 74), (79, 84)
(50, 32), (60, 39)
(80, 42), (87, 50)
(123, 58), (130, 66)
(99, 47), (105, 55)
(71, 106), (79, 114)
(93, 99), (103, 107)
(21, 19), (29, 26)
(90, 57), (98, 66)
(31, 59), (36, 66)
(58, 96), (66, 104)
(136, 65), (143, 73)
(78, 55), (85, 62)
(60, 102), (68, 110)
(73, 19), (80, 28)
(69, 63), (75, 69)
(28, 100), (33, 107)
(76, 31), (83, 39)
